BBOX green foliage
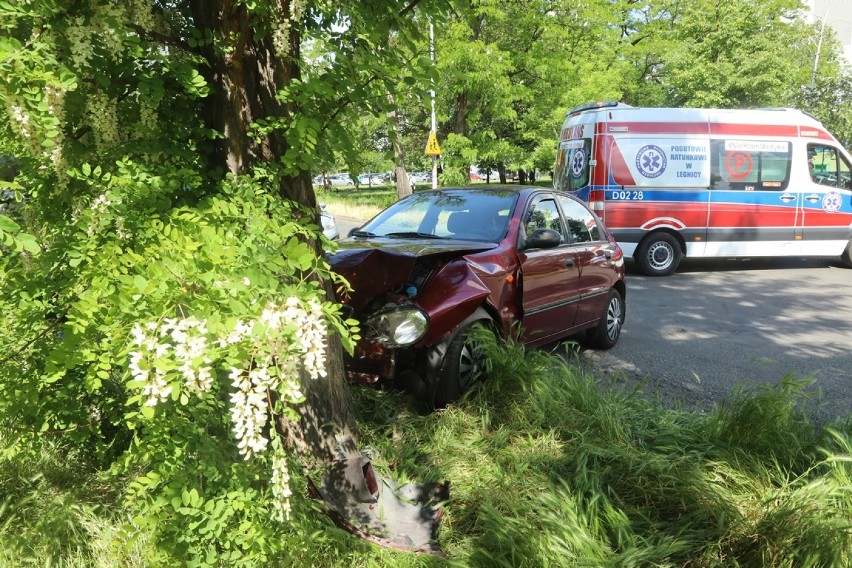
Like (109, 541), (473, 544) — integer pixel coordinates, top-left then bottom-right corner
(1, 0), (850, 565)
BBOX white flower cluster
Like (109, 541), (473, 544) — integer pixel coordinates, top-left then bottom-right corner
(229, 366), (274, 458)
(86, 92), (121, 151)
(226, 297), (325, 459)
(279, 296), (327, 380)
(129, 316), (213, 406)
(127, 296), (330, 516)
(66, 18), (95, 69)
(271, 451), (293, 521)
(272, 0), (305, 59)
(2, 92), (40, 156)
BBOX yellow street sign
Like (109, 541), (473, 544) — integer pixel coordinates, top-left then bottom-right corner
(424, 131), (441, 156)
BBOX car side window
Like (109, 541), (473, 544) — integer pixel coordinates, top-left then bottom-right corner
(524, 198), (565, 242)
(808, 144), (852, 188)
(557, 195), (601, 243)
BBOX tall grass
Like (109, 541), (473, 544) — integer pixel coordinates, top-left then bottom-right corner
(0, 435), (153, 567)
(342, 334), (852, 567)
(2, 335), (849, 566)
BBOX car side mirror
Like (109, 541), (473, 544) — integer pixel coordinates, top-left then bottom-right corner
(525, 228), (562, 249)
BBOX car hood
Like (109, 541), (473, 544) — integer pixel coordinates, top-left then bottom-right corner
(327, 238), (496, 313)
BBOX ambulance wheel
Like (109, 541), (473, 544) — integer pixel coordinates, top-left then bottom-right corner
(636, 233), (682, 276)
(841, 239), (852, 268)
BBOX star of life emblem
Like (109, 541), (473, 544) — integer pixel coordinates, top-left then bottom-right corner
(636, 145), (667, 179)
(571, 149), (585, 178)
(822, 191), (841, 213)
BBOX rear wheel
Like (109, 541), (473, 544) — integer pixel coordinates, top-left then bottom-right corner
(433, 321), (491, 408)
(841, 239), (852, 268)
(587, 289), (625, 349)
(636, 233), (682, 276)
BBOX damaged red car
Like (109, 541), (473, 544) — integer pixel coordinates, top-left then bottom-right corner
(327, 187), (626, 408)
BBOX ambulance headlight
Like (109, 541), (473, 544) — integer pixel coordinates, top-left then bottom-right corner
(365, 306), (429, 347)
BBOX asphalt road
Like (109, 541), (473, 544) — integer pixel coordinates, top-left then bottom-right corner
(333, 213), (850, 424)
(580, 256), (852, 425)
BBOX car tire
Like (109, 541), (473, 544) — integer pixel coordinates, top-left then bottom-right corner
(586, 289), (625, 349)
(841, 239), (852, 268)
(433, 320), (491, 408)
(636, 233), (682, 276)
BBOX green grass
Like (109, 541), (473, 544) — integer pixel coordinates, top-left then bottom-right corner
(2, 335), (849, 567)
(0, 435), (154, 567)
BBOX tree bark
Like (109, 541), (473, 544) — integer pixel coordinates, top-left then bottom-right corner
(189, 0), (354, 463)
(387, 93), (412, 200)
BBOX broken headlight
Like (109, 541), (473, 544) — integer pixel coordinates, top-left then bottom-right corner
(364, 306), (428, 347)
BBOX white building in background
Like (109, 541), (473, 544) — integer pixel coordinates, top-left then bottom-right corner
(805, 0), (852, 63)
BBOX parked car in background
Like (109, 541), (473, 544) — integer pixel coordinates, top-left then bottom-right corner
(320, 204), (339, 240)
(328, 173), (354, 187)
(327, 186), (626, 408)
(358, 173), (386, 186)
(409, 171), (431, 185)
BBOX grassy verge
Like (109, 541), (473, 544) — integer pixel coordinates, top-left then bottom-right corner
(3, 336), (849, 566)
(311, 333), (852, 567)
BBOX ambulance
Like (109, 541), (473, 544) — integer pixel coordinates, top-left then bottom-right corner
(554, 102), (852, 275)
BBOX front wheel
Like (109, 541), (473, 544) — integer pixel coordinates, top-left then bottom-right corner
(433, 321), (491, 408)
(586, 289), (625, 349)
(841, 239), (852, 268)
(636, 233), (682, 276)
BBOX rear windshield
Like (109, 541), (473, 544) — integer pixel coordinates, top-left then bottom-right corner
(554, 139), (592, 193)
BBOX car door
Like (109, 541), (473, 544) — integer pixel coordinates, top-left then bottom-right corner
(556, 194), (618, 327)
(706, 140), (799, 256)
(518, 194), (583, 345)
(800, 144), (852, 254)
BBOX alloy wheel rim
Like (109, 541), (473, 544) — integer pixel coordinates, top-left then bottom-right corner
(606, 297), (623, 341)
(458, 342), (481, 390)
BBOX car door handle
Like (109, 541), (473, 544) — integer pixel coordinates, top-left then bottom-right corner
(565, 259), (575, 268)
(805, 193), (821, 203)
(779, 194), (796, 203)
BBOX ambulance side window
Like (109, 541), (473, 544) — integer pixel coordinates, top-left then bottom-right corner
(710, 140), (791, 191)
(555, 139), (591, 193)
(808, 144), (852, 188)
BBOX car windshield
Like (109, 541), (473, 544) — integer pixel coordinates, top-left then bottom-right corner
(359, 189), (519, 242)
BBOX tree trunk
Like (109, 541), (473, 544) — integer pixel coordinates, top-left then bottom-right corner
(387, 93), (412, 200)
(189, 0), (353, 463)
(186, 4), (445, 551)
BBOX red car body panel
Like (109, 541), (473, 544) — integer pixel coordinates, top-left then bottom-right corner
(327, 187), (626, 387)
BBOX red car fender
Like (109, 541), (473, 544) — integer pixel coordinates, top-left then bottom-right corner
(416, 259), (491, 345)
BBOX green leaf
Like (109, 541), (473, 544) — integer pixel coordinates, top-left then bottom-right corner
(0, 214), (20, 233)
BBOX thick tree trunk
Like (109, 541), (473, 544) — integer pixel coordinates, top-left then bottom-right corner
(190, 0), (315, 207)
(186, 3), (444, 551)
(189, 0), (353, 463)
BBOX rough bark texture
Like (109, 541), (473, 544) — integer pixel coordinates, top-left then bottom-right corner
(190, 0), (315, 207)
(387, 93), (412, 200)
(189, 0), (355, 463)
